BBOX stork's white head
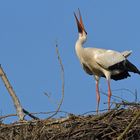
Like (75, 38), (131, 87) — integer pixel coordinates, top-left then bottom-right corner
(74, 9), (87, 44)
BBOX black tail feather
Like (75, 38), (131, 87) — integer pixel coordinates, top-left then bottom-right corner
(108, 59), (140, 81)
(111, 70), (131, 81)
(126, 60), (140, 75)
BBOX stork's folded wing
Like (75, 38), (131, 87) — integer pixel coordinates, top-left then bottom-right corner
(95, 50), (125, 69)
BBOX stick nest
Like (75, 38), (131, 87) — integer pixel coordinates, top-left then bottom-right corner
(0, 107), (140, 140)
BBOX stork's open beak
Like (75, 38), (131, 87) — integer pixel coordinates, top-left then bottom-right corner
(74, 9), (87, 34)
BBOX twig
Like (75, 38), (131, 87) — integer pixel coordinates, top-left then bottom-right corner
(135, 89), (138, 102)
(102, 131), (116, 139)
(117, 111), (140, 140)
(22, 108), (39, 120)
(100, 90), (128, 102)
(112, 88), (136, 96)
(81, 108), (109, 115)
(44, 92), (58, 105)
(0, 114), (17, 120)
(115, 101), (140, 108)
(0, 110), (69, 120)
(47, 42), (65, 119)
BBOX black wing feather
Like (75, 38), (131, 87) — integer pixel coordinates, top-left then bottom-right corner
(111, 70), (130, 81)
(108, 59), (140, 81)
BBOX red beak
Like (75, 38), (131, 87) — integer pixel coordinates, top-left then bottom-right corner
(74, 9), (87, 34)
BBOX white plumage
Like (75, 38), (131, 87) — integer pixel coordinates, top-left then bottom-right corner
(74, 10), (140, 113)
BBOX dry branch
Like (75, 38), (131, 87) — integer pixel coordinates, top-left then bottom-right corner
(0, 65), (25, 120)
(47, 43), (65, 119)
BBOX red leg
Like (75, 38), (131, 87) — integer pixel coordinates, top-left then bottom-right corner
(107, 80), (112, 110)
(96, 80), (100, 114)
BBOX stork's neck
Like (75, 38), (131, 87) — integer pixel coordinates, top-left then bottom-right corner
(75, 39), (84, 59)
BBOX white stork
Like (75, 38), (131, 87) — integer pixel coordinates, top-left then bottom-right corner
(74, 9), (140, 113)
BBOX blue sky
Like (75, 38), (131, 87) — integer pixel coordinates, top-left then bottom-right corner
(0, 1), (140, 122)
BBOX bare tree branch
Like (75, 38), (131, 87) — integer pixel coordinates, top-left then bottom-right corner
(47, 43), (65, 119)
(0, 65), (25, 120)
